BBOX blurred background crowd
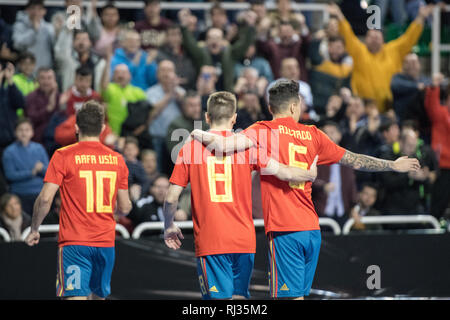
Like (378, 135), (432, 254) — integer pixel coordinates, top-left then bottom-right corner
(0, 0), (449, 240)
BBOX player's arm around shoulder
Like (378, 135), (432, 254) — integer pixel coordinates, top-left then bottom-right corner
(264, 155), (319, 183)
(190, 129), (254, 154)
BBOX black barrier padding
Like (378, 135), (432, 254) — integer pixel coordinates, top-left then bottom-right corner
(1, 233), (450, 299)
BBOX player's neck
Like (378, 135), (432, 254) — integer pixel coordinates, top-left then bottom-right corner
(78, 135), (100, 142)
(272, 113), (293, 120)
(209, 124), (233, 131)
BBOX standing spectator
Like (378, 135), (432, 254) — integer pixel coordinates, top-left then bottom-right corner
(101, 64), (147, 136)
(166, 91), (204, 161)
(391, 53), (430, 126)
(0, 193), (31, 241)
(134, 0), (172, 50)
(0, 13), (17, 64)
(312, 121), (358, 227)
(60, 66), (102, 116)
(25, 67), (60, 144)
(233, 67), (268, 100)
(94, 3), (121, 59)
(0, 62), (25, 154)
(312, 16), (343, 62)
(141, 149), (160, 188)
(256, 19), (310, 82)
(328, 3), (433, 112)
(377, 129), (434, 214)
(54, 28), (107, 92)
(376, 118), (401, 157)
(425, 73), (450, 220)
(2, 118), (49, 215)
(122, 136), (149, 202)
(156, 24), (197, 90)
(146, 60), (185, 173)
(12, 0), (55, 71)
(110, 29), (158, 91)
(12, 52), (38, 98)
(348, 183), (382, 232)
(309, 36), (353, 115)
(178, 8), (256, 92)
(267, 0), (310, 39)
(196, 65), (218, 110)
(198, 2), (236, 43)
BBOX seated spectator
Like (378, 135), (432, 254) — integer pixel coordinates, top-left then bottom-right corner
(12, 0), (54, 71)
(339, 96), (366, 151)
(234, 90), (267, 131)
(101, 64), (147, 136)
(110, 29), (158, 91)
(166, 91), (204, 161)
(377, 129), (435, 214)
(134, 0), (172, 50)
(312, 121), (358, 227)
(234, 67), (269, 101)
(425, 74), (450, 220)
(156, 24), (197, 90)
(348, 183), (382, 232)
(266, 58), (313, 114)
(196, 65), (219, 110)
(141, 149), (160, 188)
(309, 36), (352, 115)
(60, 66), (102, 116)
(267, 0), (309, 40)
(146, 60), (185, 173)
(328, 3), (432, 112)
(12, 51), (38, 98)
(256, 19), (310, 82)
(178, 8), (256, 92)
(2, 118), (49, 215)
(54, 28), (107, 92)
(25, 67), (61, 144)
(0, 193), (31, 241)
(375, 118), (400, 157)
(0, 62), (24, 154)
(391, 53), (430, 128)
(354, 99), (383, 156)
(122, 136), (149, 202)
(94, 3), (121, 59)
(234, 44), (274, 84)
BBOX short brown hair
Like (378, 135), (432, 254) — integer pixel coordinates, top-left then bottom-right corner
(76, 100), (104, 137)
(206, 91), (237, 124)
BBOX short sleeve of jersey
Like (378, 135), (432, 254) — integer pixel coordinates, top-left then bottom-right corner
(118, 155), (129, 190)
(44, 150), (65, 186)
(243, 122), (271, 169)
(169, 146), (190, 187)
(315, 127), (346, 165)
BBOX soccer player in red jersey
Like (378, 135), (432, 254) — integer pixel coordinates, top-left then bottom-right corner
(25, 101), (132, 300)
(191, 80), (421, 299)
(164, 91), (318, 300)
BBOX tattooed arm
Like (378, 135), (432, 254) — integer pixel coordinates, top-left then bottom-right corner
(339, 150), (421, 173)
(163, 184), (185, 250)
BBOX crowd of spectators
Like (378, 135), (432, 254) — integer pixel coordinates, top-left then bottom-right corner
(0, 0), (449, 240)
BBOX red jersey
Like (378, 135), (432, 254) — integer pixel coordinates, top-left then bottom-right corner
(169, 130), (257, 257)
(65, 87), (102, 116)
(44, 141), (129, 247)
(243, 117), (346, 233)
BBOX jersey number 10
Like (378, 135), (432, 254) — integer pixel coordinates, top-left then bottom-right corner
(79, 170), (117, 213)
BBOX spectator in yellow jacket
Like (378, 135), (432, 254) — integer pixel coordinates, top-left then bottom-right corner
(328, 3), (434, 113)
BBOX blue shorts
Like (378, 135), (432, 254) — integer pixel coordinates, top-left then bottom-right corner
(267, 230), (321, 298)
(197, 253), (255, 300)
(56, 245), (115, 298)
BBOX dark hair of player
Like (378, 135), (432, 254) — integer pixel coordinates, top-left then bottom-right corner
(76, 100), (104, 137)
(268, 79), (300, 114)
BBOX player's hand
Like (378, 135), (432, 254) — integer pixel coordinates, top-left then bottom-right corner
(392, 156), (421, 173)
(25, 231), (40, 246)
(164, 223), (184, 250)
(308, 155), (319, 182)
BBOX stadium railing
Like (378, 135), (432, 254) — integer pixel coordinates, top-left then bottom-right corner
(20, 223), (131, 241)
(131, 217), (342, 239)
(0, 227), (11, 242)
(342, 214), (442, 235)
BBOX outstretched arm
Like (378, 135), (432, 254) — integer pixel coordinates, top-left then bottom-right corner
(339, 150), (421, 172)
(191, 129), (254, 154)
(163, 184), (185, 250)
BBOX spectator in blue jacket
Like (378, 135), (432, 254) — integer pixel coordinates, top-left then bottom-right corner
(2, 118), (49, 215)
(110, 29), (158, 91)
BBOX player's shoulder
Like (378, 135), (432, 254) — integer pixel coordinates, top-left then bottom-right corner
(54, 143), (80, 155)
